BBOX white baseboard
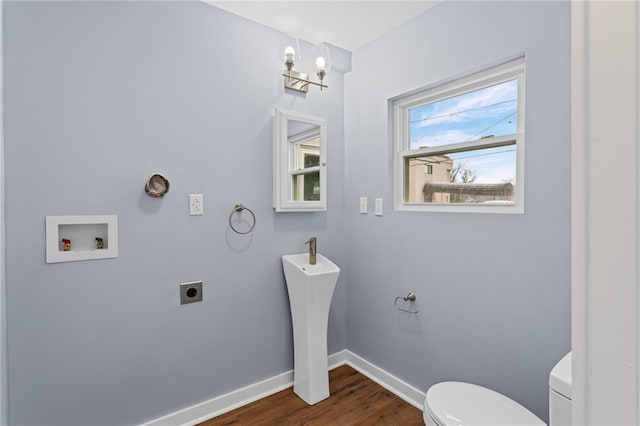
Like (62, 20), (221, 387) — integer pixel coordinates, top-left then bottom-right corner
(140, 370), (294, 426)
(140, 350), (425, 426)
(328, 349), (349, 369)
(340, 351), (426, 410)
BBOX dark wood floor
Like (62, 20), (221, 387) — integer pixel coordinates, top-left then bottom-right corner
(199, 365), (424, 425)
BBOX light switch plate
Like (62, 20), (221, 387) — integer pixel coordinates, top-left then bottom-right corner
(375, 198), (383, 216)
(360, 197), (368, 214)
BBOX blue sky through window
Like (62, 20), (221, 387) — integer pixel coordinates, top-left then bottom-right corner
(447, 145), (516, 184)
(410, 79), (518, 184)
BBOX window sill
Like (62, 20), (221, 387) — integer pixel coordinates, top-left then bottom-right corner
(394, 202), (524, 214)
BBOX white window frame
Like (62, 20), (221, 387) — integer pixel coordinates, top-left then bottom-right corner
(393, 58), (525, 214)
(290, 128), (321, 202)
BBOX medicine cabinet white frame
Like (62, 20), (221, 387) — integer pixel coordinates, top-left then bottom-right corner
(273, 108), (327, 212)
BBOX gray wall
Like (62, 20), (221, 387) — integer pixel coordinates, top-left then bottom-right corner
(3, 1), (572, 425)
(3, 2), (347, 425)
(344, 1), (571, 422)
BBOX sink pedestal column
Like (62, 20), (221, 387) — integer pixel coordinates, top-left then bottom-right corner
(291, 287), (333, 404)
(282, 253), (340, 405)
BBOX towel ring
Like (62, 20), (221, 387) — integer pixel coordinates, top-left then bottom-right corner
(228, 204), (256, 235)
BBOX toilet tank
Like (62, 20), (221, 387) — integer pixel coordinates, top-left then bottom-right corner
(549, 352), (572, 426)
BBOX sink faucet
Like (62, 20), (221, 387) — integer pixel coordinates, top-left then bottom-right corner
(305, 237), (317, 265)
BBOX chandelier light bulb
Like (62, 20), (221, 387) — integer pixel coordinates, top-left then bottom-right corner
(284, 46), (295, 62)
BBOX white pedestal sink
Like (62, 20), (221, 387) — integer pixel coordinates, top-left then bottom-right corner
(282, 253), (340, 405)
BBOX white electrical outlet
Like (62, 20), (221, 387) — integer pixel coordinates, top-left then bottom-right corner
(360, 197), (368, 214)
(189, 194), (203, 215)
(375, 198), (383, 216)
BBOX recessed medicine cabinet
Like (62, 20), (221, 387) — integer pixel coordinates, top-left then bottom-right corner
(273, 108), (327, 212)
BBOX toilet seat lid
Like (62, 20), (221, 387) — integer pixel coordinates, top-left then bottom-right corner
(425, 382), (544, 426)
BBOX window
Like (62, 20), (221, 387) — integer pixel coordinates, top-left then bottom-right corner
(291, 128), (321, 202)
(393, 58), (525, 213)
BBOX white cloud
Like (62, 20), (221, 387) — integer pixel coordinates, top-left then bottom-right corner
(411, 129), (476, 148)
(413, 79), (518, 129)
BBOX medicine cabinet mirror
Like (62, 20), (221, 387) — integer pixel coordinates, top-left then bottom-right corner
(273, 108), (327, 212)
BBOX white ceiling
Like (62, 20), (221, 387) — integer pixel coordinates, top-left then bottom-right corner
(204, 1), (439, 51)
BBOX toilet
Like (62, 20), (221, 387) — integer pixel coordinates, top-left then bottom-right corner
(423, 353), (572, 426)
(423, 381), (544, 426)
(549, 352), (572, 425)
